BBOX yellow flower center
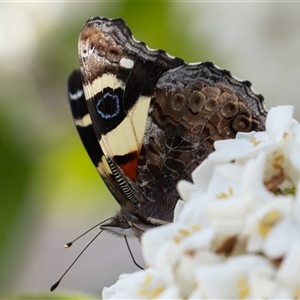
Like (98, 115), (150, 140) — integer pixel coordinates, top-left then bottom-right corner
(217, 186), (233, 199)
(236, 276), (250, 298)
(173, 225), (201, 243)
(250, 137), (261, 146)
(271, 153), (284, 170)
(257, 210), (282, 237)
(143, 273), (152, 285)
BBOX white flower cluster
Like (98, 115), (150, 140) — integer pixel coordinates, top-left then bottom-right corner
(103, 106), (300, 299)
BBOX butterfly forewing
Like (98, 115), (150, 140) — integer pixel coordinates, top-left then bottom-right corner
(78, 17), (184, 204)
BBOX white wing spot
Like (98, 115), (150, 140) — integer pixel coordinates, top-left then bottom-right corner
(74, 114), (92, 127)
(69, 89), (83, 101)
(120, 57), (134, 69)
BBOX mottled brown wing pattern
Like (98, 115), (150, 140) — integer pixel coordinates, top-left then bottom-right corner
(137, 63), (267, 222)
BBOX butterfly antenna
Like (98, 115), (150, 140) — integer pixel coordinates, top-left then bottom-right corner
(65, 217), (113, 248)
(124, 236), (144, 270)
(50, 229), (104, 292)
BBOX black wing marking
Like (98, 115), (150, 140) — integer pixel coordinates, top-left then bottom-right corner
(67, 70), (130, 208)
(68, 70), (102, 167)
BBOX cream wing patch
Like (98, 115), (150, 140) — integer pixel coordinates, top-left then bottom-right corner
(97, 155), (112, 176)
(100, 95), (151, 157)
(83, 74), (125, 100)
(74, 114), (92, 127)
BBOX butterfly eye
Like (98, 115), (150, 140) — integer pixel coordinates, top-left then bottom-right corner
(118, 215), (131, 229)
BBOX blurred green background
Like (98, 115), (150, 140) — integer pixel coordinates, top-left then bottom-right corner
(1, 1), (300, 299)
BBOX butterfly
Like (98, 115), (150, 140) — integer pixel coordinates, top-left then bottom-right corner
(67, 16), (267, 240)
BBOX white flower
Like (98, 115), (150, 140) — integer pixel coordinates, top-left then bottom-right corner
(277, 240), (300, 293)
(244, 193), (293, 255)
(102, 106), (300, 300)
(210, 105), (300, 187)
(102, 269), (179, 299)
(194, 255), (276, 299)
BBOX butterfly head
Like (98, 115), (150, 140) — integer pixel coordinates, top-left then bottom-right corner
(100, 209), (159, 240)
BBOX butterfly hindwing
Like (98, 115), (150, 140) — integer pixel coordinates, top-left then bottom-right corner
(137, 63), (267, 212)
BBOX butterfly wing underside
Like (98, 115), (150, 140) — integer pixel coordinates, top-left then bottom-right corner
(67, 70), (130, 208)
(137, 62), (267, 212)
(78, 17), (184, 207)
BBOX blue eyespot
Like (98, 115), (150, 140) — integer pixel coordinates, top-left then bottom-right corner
(96, 92), (120, 119)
